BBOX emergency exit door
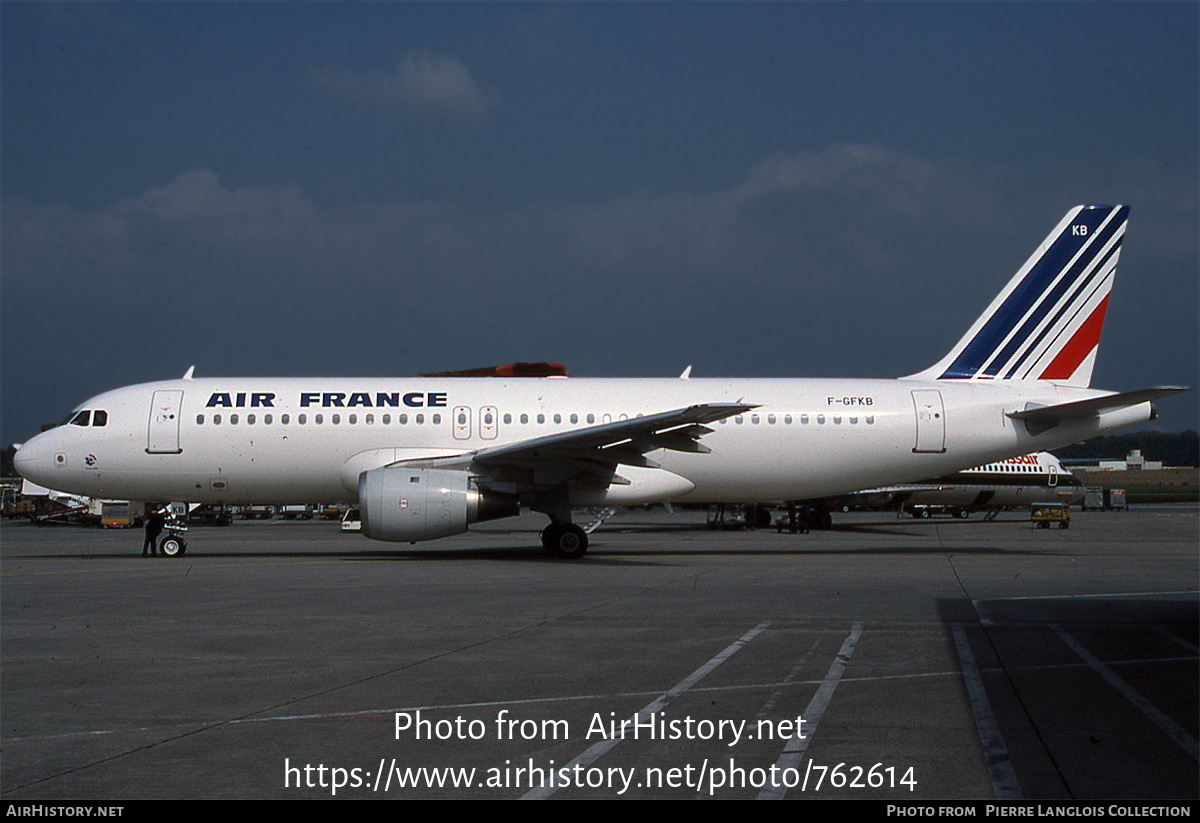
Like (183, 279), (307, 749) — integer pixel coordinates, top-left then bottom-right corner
(479, 406), (498, 440)
(453, 406), (472, 440)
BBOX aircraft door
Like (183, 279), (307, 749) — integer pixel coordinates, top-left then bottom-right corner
(480, 406), (498, 440)
(147, 390), (184, 454)
(453, 407), (471, 440)
(911, 390), (946, 454)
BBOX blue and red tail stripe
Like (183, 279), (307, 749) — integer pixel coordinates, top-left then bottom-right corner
(927, 205), (1127, 387)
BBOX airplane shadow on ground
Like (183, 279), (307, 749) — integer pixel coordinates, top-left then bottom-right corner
(7, 517), (1065, 565)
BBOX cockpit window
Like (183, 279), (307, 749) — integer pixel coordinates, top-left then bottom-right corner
(63, 409), (107, 427)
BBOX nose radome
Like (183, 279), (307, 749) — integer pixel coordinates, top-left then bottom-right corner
(13, 435), (46, 481)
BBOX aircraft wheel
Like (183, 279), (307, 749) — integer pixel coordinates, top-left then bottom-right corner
(542, 524), (588, 559)
(159, 535), (187, 557)
(753, 506), (773, 529)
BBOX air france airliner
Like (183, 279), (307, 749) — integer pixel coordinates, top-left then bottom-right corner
(14, 205), (1185, 557)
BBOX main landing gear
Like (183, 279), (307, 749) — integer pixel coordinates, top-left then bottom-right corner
(530, 489), (589, 559)
(541, 522), (588, 559)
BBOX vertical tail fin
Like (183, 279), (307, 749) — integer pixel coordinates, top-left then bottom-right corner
(908, 205), (1128, 388)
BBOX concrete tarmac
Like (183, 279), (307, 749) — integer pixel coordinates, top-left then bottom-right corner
(2, 506), (1196, 800)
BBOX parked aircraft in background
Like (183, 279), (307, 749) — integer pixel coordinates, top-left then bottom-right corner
(14, 205), (1186, 557)
(805, 452), (1084, 525)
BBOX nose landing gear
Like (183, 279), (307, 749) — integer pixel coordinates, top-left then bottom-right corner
(158, 518), (188, 557)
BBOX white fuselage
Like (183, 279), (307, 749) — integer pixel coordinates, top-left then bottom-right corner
(14, 375), (1151, 508)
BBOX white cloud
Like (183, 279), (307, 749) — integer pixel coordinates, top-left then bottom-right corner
(1, 147), (999, 302)
(309, 51), (499, 123)
(731, 144), (1006, 231)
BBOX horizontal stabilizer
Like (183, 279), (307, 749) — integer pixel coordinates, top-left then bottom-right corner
(1007, 386), (1188, 434)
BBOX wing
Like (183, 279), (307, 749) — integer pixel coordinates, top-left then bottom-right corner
(391, 402), (755, 494)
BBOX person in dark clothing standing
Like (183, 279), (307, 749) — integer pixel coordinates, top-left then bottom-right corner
(143, 506), (164, 557)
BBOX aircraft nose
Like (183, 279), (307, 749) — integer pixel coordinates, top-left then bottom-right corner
(13, 435), (48, 482)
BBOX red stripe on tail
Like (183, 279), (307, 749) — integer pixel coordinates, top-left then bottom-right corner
(1038, 295), (1110, 381)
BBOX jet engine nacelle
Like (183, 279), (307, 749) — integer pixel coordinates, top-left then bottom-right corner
(359, 467), (518, 542)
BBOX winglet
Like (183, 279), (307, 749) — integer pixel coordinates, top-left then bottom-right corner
(182, 366), (195, 380)
(908, 205), (1128, 387)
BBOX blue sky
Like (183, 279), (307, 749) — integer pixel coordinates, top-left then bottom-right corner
(3, 2), (1197, 444)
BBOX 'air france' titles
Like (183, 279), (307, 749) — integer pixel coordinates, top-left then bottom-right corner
(206, 391), (448, 409)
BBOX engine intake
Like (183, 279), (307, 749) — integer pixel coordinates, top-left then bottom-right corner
(359, 467), (518, 542)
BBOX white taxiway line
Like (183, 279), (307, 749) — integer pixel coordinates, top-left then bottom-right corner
(756, 622), (862, 800)
(952, 624), (1022, 799)
(520, 620), (770, 800)
(1052, 625), (1198, 761)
